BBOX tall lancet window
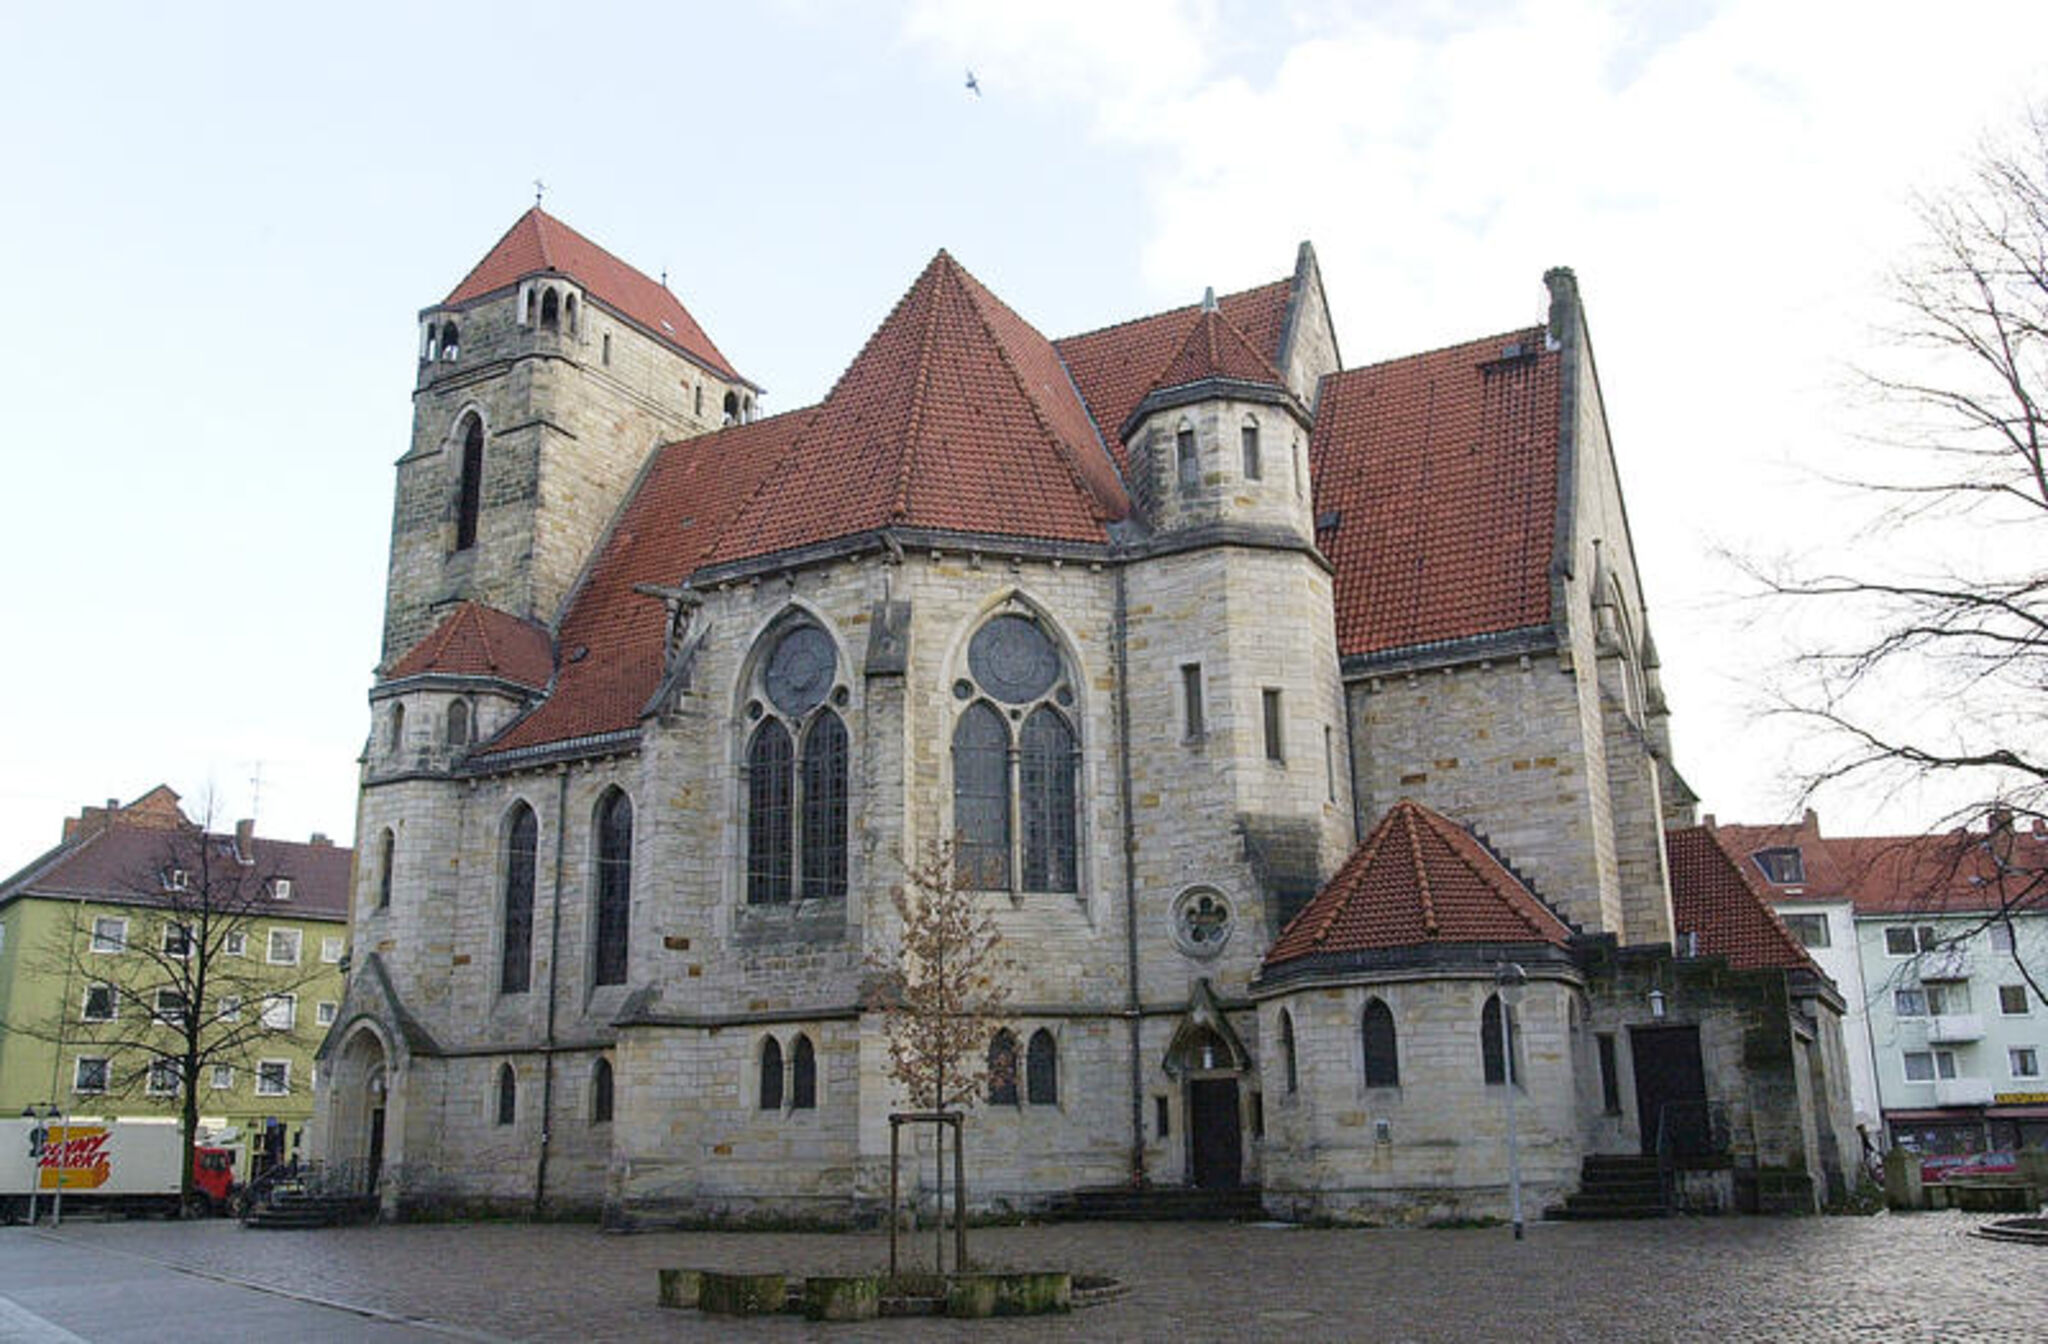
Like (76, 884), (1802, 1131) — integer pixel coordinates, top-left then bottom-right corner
(951, 612), (1080, 894)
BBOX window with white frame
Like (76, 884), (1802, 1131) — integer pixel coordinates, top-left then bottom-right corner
(1752, 848), (1806, 884)
(2011, 1046), (2042, 1079)
(321, 936), (345, 964)
(164, 868), (190, 892)
(91, 917), (126, 953)
(210, 1064), (234, 1090)
(1902, 1049), (1958, 1082)
(74, 1056), (109, 1093)
(1895, 987), (1928, 1017)
(147, 1059), (180, 1095)
(316, 1001), (338, 1026)
(256, 1060), (290, 1096)
(1896, 984), (1969, 1017)
(219, 995), (242, 1022)
(261, 994), (296, 1030)
(163, 922), (193, 959)
(2001, 984), (2032, 1015)
(272, 878), (294, 901)
(154, 988), (188, 1026)
(224, 931), (247, 956)
(82, 983), (116, 1021)
(268, 928), (302, 965)
(1885, 925), (1938, 956)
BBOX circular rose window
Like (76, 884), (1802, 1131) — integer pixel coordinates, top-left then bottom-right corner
(1171, 887), (1234, 958)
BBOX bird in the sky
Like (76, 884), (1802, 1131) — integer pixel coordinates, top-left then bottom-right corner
(965, 69), (981, 97)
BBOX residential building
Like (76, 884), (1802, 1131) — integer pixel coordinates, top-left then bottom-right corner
(315, 209), (1855, 1224)
(1725, 811), (2048, 1156)
(0, 787), (351, 1174)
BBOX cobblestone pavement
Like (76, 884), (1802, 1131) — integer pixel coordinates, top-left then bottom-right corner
(14, 1211), (2046, 1342)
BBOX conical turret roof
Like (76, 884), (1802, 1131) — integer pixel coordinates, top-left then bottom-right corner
(1265, 800), (1572, 970)
(702, 250), (1128, 567)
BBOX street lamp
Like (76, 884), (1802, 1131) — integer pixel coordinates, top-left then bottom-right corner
(1496, 962), (1528, 1242)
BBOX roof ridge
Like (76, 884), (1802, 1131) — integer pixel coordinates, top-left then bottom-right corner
(1403, 804), (1440, 937)
(895, 256), (951, 524)
(530, 207), (558, 271)
(1054, 275), (1291, 346)
(951, 259), (1118, 523)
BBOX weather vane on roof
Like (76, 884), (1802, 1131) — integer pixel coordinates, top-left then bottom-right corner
(533, 178), (547, 207)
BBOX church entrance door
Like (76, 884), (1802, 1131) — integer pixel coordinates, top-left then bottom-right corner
(1188, 1077), (1243, 1190)
(1630, 1025), (1711, 1157)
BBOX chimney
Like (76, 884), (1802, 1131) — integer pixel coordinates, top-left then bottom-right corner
(235, 818), (256, 864)
(310, 832), (332, 847)
(1543, 266), (1578, 351)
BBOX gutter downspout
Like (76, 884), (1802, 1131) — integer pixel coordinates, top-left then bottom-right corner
(534, 766), (569, 1215)
(1113, 566), (1145, 1184)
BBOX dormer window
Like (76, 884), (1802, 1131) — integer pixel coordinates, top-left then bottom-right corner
(272, 877), (294, 902)
(1752, 847), (1805, 885)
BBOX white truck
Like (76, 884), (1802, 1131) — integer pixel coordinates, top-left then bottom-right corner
(1, 1117), (234, 1221)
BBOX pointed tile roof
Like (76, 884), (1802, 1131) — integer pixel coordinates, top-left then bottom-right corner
(1153, 299), (1290, 395)
(474, 409), (808, 758)
(1667, 827), (1823, 974)
(700, 251), (1128, 568)
(1055, 278), (1294, 473)
(443, 208), (742, 381)
(1264, 800), (1573, 969)
(384, 601), (554, 690)
(1311, 329), (1561, 660)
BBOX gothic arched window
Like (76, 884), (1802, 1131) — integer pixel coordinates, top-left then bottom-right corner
(746, 622), (848, 905)
(759, 1036), (783, 1110)
(1481, 994), (1517, 1086)
(496, 1063), (516, 1125)
(951, 614), (1079, 894)
(1026, 1028), (1058, 1105)
(791, 1033), (817, 1110)
(447, 699), (471, 748)
(563, 293), (578, 336)
(1362, 997), (1399, 1088)
(593, 789), (633, 986)
(539, 287), (560, 330)
(1279, 1009), (1298, 1094)
(988, 1029), (1019, 1105)
(501, 803), (536, 994)
(454, 415), (484, 552)
(440, 321), (460, 361)
(592, 1057), (614, 1124)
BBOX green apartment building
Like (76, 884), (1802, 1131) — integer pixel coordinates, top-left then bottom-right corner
(0, 787), (351, 1173)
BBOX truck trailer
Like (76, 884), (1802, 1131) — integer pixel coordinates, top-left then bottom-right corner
(2, 1117), (234, 1220)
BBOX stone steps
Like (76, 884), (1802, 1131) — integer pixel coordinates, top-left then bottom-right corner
(1545, 1155), (1666, 1222)
(1051, 1185), (1265, 1222)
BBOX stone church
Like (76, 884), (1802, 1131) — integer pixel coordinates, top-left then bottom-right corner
(315, 208), (1857, 1224)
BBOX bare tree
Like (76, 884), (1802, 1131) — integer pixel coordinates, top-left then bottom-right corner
(863, 839), (1011, 1268)
(4, 811), (331, 1213)
(1750, 105), (2048, 997)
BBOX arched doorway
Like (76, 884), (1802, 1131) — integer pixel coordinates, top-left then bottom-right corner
(1162, 980), (1253, 1191)
(330, 1025), (391, 1197)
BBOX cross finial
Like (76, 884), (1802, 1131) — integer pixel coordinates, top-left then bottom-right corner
(533, 178), (547, 207)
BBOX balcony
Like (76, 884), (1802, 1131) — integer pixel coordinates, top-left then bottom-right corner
(1934, 1076), (1997, 1107)
(1918, 947), (1971, 980)
(1927, 1013), (1986, 1043)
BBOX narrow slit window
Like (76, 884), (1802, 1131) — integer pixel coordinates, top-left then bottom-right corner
(1262, 688), (1284, 762)
(1177, 427), (1199, 490)
(1241, 422), (1261, 478)
(1182, 664), (1205, 739)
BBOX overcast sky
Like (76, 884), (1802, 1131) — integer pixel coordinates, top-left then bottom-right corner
(3, 1), (2045, 866)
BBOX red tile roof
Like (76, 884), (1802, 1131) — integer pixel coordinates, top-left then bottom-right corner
(385, 601), (554, 688)
(1265, 800), (1573, 967)
(1714, 818), (2047, 916)
(1055, 279), (1293, 473)
(1666, 827), (1819, 973)
(1151, 302), (1289, 396)
(1311, 330), (1559, 660)
(444, 208), (741, 381)
(475, 409), (809, 757)
(700, 251), (1128, 567)
(1, 819), (352, 921)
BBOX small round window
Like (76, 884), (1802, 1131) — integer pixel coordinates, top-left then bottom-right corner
(968, 615), (1060, 704)
(1171, 887), (1234, 958)
(764, 624), (835, 716)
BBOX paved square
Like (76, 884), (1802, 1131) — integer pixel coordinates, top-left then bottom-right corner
(13, 1211), (2045, 1341)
